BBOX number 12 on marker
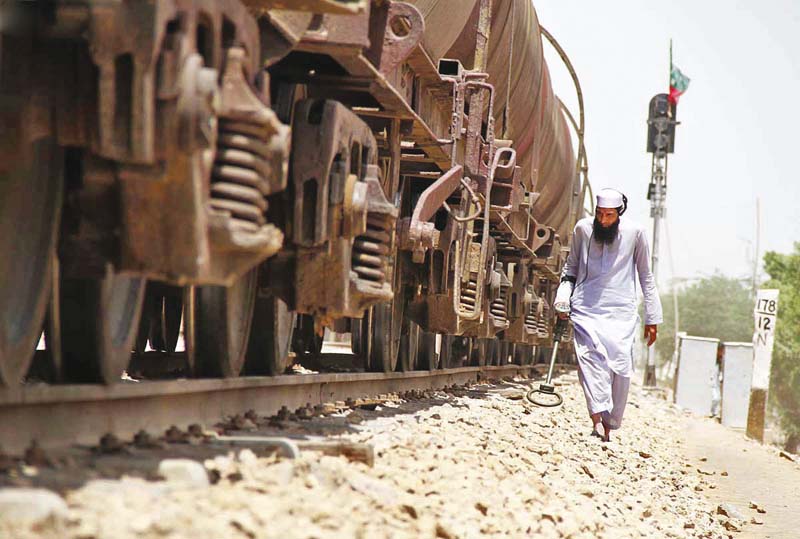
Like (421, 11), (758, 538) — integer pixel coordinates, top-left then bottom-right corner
(757, 316), (772, 331)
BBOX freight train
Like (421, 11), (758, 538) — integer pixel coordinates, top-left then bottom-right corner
(0, 0), (585, 386)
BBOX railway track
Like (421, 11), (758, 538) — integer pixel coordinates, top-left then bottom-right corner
(0, 353), (548, 454)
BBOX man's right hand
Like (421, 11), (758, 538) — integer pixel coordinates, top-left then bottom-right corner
(644, 324), (657, 346)
(554, 301), (570, 320)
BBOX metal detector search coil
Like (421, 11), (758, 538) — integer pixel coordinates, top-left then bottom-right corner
(526, 313), (569, 407)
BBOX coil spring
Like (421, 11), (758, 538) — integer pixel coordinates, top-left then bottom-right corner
(537, 319), (548, 337)
(524, 304), (538, 333)
(352, 213), (391, 284)
(490, 286), (508, 324)
(537, 301), (550, 337)
(210, 119), (270, 232)
(460, 278), (478, 312)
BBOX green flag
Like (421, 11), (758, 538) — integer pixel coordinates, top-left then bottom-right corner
(669, 64), (690, 104)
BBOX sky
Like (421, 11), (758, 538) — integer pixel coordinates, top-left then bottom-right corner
(534, 0), (800, 290)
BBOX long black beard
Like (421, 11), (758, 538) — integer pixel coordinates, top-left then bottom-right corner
(593, 216), (620, 245)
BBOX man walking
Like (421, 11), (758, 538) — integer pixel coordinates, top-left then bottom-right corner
(554, 188), (662, 441)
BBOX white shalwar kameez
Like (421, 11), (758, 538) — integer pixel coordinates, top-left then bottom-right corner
(556, 216), (663, 430)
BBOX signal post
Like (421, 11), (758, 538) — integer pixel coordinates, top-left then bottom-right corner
(643, 94), (678, 386)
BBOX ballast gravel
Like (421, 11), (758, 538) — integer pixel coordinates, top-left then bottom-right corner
(1, 374), (738, 539)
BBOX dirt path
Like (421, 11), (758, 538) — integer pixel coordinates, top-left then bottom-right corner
(678, 414), (800, 538)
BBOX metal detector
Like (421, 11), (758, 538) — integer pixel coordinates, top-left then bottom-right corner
(526, 314), (569, 407)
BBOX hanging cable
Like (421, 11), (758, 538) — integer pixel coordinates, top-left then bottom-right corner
(539, 26), (585, 146)
(558, 98), (593, 218)
(539, 25), (591, 226)
(502, 0), (515, 139)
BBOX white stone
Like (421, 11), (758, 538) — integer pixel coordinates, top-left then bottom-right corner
(82, 478), (167, 500)
(0, 488), (68, 526)
(716, 502), (745, 520)
(346, 471), (398, 506)
(238, 448), (258, 465)
(158, 458), (210, 488)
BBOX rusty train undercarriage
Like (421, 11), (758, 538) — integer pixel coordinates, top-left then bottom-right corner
(0, 0), (588, 387)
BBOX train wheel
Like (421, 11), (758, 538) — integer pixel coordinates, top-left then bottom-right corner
(464, 338), (474, 367)
(438, 334), (454, 369)
(497, 341), (509, 366)
(0, 138), (63, 385)
(294, 314), (323, 357)
(350, 310), (371, 369)
(134, 289), (154, 355)
(183, 286), (196, 370)
(489, 340), (498, 366)
(60, 268), (146, 383)
(28, 259), (63, 383)
(398, 319), (419, 371)
(193, 269), (257, 378)
(351, 317), (363, 356)
(369, 298), (402, 372)
(417, 329), (438, 371)
(484, 339), (497, 366)
(468, 338), (479, 366)
(513, 343), (532, 365)
(369, 248), (407, 372)
(536, 346), (549, 365)
(161, 292), (183, 352)
(474, 338), (490, 367)
(43, 259), (63, 381)
(148, 287), (182, 353)
(444, 336), (468, 368)
(244, 293), (296, 375)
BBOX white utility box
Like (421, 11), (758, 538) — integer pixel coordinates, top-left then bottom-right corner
(674, 335), (720, 416)
(720, 342), (754, 429)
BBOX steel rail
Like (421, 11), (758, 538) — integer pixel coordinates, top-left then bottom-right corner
(0, 363), (546, 453)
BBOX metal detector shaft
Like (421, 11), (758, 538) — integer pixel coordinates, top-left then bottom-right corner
(545, 340), (560, 384)
(546, 315), (569, 382)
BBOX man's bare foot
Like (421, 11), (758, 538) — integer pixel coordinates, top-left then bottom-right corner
(592, 421), (606, 441)
(589, 413), (609, 441)
(602, 421), (612, 442)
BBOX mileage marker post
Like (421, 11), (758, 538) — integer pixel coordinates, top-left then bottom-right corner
(746, 289), (780, 442)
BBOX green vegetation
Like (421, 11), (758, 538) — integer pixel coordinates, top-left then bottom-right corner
(655, 274), (754, 363)
(763, 243), (800, 449)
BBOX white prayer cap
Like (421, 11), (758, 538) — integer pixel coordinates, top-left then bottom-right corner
(596, 188), (624, 209)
